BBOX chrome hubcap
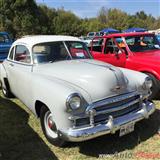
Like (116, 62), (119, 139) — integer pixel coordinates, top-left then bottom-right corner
(2, 87), (6, 95)
(44, 111), (58, 138)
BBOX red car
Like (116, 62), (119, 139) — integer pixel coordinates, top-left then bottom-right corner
(90, 32), (160, 99)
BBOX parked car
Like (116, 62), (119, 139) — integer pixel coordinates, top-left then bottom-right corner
(79, 36), (93, 46)
(0, 32), (13, 62)
(87, 32), (100, 38)
(80, 36), (100, 47)
(0, 35), (155, 147)
(90, 32), (160, 99)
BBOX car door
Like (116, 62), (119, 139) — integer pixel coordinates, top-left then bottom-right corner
(90, 37), (106, 60)
(6, 44), (33, 107)
(92, 37), (127, 67)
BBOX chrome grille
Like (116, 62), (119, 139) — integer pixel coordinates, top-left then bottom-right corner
(92, 92), (141, 124)
(75, 92), (141, 127)
(75, 117), (90, 127)
(94, 103), (141, 124)
(95, 95), (139, 112)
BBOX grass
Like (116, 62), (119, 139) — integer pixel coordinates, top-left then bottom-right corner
(0, 91), (160, 160)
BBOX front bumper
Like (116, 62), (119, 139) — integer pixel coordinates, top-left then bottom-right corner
(59, 101), (155, 142)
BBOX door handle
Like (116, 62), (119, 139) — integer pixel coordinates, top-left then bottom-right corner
(9, 63), (14, 67)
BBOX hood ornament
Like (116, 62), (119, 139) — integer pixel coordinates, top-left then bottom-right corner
(109, 66), (127, 93)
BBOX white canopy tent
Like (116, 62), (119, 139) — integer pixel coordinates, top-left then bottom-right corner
(148, 29), (160, 34)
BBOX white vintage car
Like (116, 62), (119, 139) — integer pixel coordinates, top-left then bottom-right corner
(0, 35), (155, 147)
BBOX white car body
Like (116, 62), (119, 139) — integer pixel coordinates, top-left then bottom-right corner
(0, 35), (155, 143)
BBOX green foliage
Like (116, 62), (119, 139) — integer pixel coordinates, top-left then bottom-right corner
(0, 0), (42, 37)
(0, 0), (160, 38)
(82, 18), (105, 34)
(53, 9), (85, 36)
(106, 9), (129, 31)
(97, 7), (108, 24)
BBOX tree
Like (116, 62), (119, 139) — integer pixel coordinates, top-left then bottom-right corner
(53, 9), (84, 36)
(38, 5), (57, 34)
(135, 11), (147, 20)
(97, 7), (108, 24)
(0, 1), (159, 37)
(0, 0), (42, 37)
(106, 9), (129, 31)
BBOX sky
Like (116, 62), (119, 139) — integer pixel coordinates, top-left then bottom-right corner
(36, 0), (160, 18)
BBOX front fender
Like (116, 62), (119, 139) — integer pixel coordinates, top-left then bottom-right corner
(119, 67), (149, 94)
(30, 75), (88, 131)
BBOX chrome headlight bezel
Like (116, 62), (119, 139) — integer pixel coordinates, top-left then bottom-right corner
(143, 77), (152, 90)
(66, 93), (82, 111)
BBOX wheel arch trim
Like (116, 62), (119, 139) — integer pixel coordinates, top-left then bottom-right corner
(138, 68), (160, 80)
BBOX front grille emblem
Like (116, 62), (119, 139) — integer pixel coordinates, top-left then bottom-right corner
(111, 85), (126, 93)
(115, 85), (121, 90)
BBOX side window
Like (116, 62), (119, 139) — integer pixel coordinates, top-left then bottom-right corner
(125, 37), (135, 45)
(92, 38), (104, 52)
(104, 38), (120, 54)
(14, 45), (31, 63)
(9, 47), (15, 60)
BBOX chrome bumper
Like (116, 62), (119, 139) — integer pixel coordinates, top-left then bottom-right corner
(59, 101), (155, 142)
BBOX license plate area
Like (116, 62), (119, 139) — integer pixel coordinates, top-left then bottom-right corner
(119, 122), (135, 137)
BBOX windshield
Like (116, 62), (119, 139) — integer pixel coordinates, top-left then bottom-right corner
(88, 32), (95, 37)
(32, 41), (92, 63)
(95, 32), (100, 36)
(125, 35), (160, 52)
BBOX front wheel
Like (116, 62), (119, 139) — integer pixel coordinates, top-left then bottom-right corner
(40, 106), (66, 147)
(146, 73), (159, 100)
(0, 80), (13, 98)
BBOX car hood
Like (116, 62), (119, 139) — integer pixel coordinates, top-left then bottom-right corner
(34, 59), (133, 102)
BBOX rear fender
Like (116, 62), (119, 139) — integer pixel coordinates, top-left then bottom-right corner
(0, 63), (8, 89)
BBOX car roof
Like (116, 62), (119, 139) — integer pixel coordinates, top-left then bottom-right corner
(96, 32), (154, 38)
(0, 32), (9, 35)
(13, 35), (81, 47)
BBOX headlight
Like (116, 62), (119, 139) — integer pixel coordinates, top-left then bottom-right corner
(143, 77), (152, 89)
(66, 93), (81, 111)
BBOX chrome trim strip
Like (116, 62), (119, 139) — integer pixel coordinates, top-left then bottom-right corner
(7, 59), (33, 66)
(86, 91), (139, 112)
(96, 99), (140, 115)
